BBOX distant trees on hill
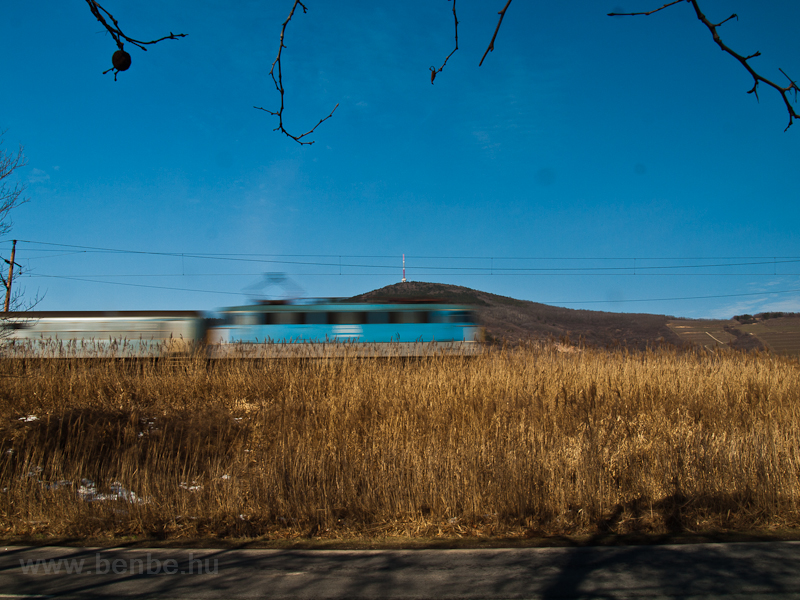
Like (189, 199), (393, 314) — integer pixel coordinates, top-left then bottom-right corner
(734, 312), (798, 324)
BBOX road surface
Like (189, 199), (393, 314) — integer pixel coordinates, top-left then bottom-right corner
(3, 541), (800, 598)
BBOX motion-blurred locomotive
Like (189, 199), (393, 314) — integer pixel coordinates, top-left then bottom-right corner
(1, 299), (483, 357)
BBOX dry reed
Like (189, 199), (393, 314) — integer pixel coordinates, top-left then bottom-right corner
(1, 341), (799, 541)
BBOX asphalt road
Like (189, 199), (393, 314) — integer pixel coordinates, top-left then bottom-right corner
(3, 541), (800, 599)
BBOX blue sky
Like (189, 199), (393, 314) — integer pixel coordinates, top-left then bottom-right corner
(1, 1), (798, 318)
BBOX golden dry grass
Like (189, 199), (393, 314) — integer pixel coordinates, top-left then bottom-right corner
(1, 342), (799, 541)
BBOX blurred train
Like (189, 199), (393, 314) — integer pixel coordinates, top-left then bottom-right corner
(0, 300), (483, 357)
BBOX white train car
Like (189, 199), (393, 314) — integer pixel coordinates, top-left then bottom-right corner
(0, 311), (205, 357)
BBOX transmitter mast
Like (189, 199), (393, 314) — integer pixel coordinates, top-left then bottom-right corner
(401, 254), (407, 283)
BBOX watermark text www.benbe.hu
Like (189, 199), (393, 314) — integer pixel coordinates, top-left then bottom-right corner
(20, 553), (219, 575)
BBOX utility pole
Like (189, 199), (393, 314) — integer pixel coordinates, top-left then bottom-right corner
(3, 240), (17, 313)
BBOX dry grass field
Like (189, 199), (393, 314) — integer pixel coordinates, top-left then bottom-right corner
(1, 342), (799, 543)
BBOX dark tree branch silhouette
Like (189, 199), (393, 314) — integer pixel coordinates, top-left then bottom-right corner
(479, 0), (513, 67)
(430, 0), (459, 84)
(263, 0), (797, 144)
(254, 0), (338, 146)
(609, 0), (800, 130)
(0, 133), (26, 241)
(0, 134), (40, 320)
(84, 0), (187, 80)
(607, 0), (685, 17)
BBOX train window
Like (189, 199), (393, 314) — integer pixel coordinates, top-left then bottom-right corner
(267, 312), (303, 325)
(366, 311), (390, 325)
(428, 311), (448, 324)
(304, 312), (328, 325)
(330, 311), (366, 325)
(391, 311), (428, 324)
(236, 314), (259, 326)
(451, 311), (475, 324)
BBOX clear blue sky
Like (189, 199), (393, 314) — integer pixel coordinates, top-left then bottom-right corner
(1, 1), (798, 318)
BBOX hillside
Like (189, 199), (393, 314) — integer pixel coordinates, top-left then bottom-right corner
(350, 281), (685, 350)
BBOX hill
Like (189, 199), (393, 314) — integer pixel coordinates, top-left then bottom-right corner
(350, 281), (780, 351)
(350, 281), (685, 349)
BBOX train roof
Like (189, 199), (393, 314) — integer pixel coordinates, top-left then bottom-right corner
(251, 297), (460, 305)
(220, 302), (472, 313)
(2, 311), (204, 319)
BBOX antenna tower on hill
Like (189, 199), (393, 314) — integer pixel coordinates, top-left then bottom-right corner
(401, 254), (407, 283)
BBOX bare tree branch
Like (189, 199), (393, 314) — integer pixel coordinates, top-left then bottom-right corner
(255, 1), (339, 145)
(85, 0), (187, 51)
(430, 0), (459, 84)
(479, 0), (513, 67)
(0, 283), (44, 334)
(607, 0), (686, 17)
(610, 0), (800, 130)
(84, 0), (187, 80)
(0, 136), (41, 321)
(713, 14), (738, 28)
(0, 133), (27, 240)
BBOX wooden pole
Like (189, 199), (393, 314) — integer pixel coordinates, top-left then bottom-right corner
(3, 240), (17, 312)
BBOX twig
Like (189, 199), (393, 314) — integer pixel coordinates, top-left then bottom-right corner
(84, 0), (186, 51)
(84, 0), (186, 80)
(713, 14), (738, 28)
(609, 0), (800, 130)
(0, 132), (28, 240)
(254, 103), (338, 145)
(256, 1), (338, 145)
(430, 0), (459, 84)
(479, 0), (513, 67)
(607, 0), (686, 17)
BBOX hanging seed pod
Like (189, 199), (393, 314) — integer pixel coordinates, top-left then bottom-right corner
(112, 50), (132, 72)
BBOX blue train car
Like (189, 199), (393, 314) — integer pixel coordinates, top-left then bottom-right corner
(215, 301), (482, 345)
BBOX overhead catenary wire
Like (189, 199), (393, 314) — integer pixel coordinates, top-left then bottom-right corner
(19, 272), (800, 278)
(25, 274), (244, 296)
(8, 239), (800, 308)
(7, 239), (800, 263)
(19, 272), (800, 306)
(6, 240), (800, 273)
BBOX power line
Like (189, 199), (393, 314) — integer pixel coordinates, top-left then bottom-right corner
(11, 240), (800, 307)
(21, 273), (800, 306)
(28, 274), (243, 296)
(8, 240), (800, 273)
(20, 272), (800, 278)
(9, 239), (800, 262)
